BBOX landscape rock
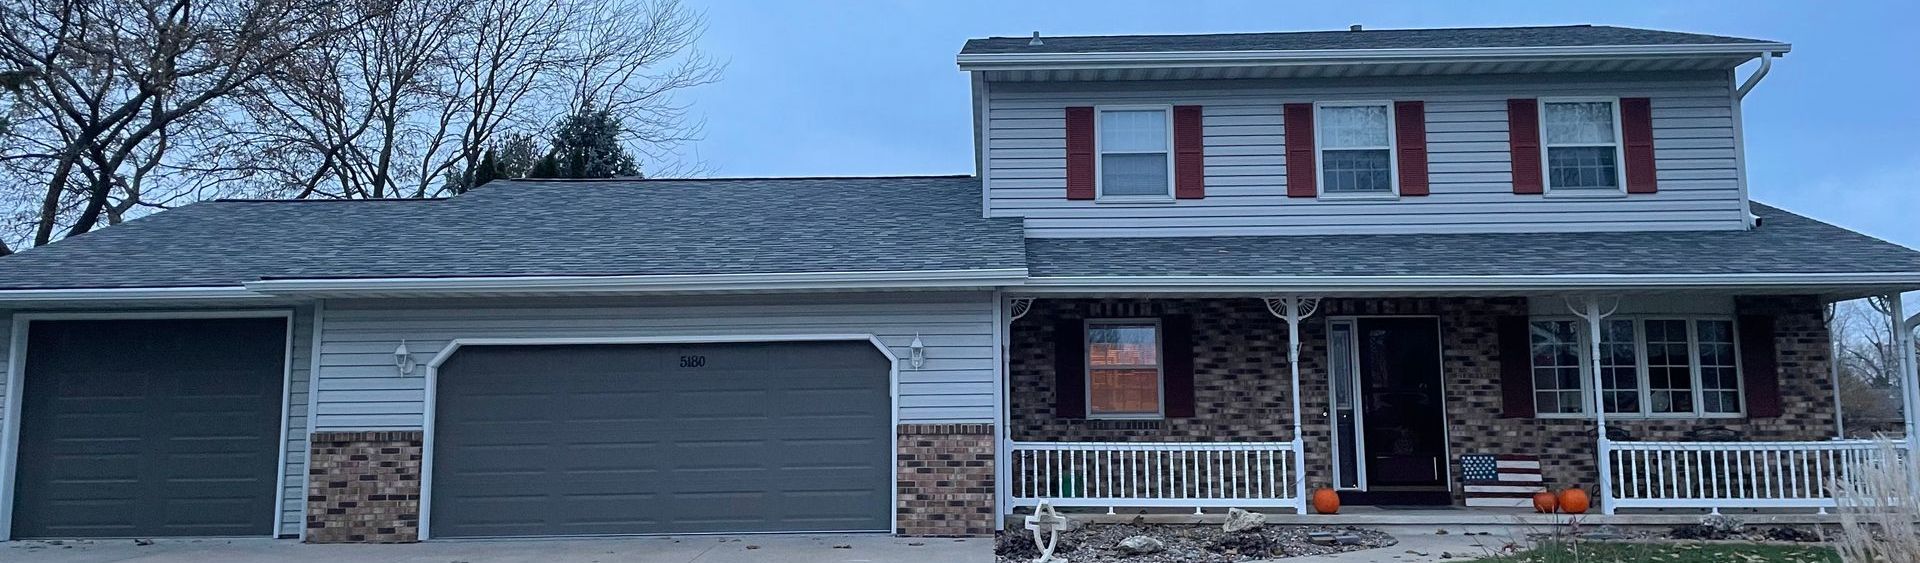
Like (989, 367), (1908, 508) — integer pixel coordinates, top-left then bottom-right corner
(1116, 535), (1165, 555)
(1222, 508), (1267, 533)
(995, 524), (1393, 563)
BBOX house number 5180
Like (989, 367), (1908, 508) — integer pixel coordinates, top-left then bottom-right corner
(679, 355), (707, 368)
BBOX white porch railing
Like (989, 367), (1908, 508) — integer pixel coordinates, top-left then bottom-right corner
(1605, 439), (1902, 512)
(1006, 441), (1301, 513)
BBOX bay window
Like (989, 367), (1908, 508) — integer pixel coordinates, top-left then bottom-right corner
(1528, 317), (1743, 418)
(1085, 320), (1163, 418)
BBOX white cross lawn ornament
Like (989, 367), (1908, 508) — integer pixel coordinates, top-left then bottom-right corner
(1024, 501), (1070, 563)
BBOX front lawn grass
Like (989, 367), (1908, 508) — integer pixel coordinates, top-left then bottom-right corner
(1471, 541), (1838, 563)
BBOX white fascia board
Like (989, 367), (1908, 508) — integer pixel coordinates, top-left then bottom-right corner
(243, 268), (1032, 295)
(1017, 272), (1920, 294)
(0, 286), (270, 304)
(955, 43), (1792, 71)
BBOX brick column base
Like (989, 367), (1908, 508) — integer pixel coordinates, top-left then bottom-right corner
(896, 423), (996, 537)
(306, 431), (423, 543)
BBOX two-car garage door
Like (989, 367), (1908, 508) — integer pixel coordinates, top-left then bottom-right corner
(428, 341), (893, 538)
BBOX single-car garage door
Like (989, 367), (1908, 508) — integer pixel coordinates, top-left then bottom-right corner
(12, 318), (287, 539)
(429, 341), (892, 538)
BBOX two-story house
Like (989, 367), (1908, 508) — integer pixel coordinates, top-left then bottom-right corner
(0, 25), (1917, 544)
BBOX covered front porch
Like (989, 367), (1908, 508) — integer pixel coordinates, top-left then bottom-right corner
(995, 291), (1919, 521)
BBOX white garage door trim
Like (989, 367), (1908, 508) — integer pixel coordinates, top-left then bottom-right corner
(0, 309), (296, 542)
(418, 334), (900, 541)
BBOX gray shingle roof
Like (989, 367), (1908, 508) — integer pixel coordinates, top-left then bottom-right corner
(961, 25), (1781, 56)
(1024, 203), (1920, 278)
(0, 176), (1029, 290)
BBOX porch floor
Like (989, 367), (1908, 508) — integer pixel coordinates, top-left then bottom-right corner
(1006, 506), (1852, 529)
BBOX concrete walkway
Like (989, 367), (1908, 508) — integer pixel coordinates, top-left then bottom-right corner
(1266, 525), (1534, 563)
(3, 534), (993, 563)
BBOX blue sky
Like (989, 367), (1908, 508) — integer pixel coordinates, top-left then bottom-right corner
(671, 0), (1918, 257)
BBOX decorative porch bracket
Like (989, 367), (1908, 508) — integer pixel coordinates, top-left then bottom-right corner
(1264, 296), (1319, 515)
(1566, 295), (1622, 515)
(1009, 297), (1035, 323)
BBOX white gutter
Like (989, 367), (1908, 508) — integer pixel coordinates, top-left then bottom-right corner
(1017, 272), (1920, 293)
(0, 286), (270, 303)
(957, 42), (1791, 71)
(242, 268), (1032, 296)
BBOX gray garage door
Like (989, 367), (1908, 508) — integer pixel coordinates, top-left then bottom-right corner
(429, 341), (892, 538)
(12, 318), (287, 539)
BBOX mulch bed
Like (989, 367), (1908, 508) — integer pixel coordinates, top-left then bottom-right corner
(994, 523), (1394, 563)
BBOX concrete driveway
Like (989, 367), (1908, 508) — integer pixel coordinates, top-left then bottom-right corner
(4, 534), (993, 563)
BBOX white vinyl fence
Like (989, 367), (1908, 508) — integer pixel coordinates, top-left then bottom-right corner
(1006, 441), (1301, 514)
(1606, 439), (1903, 511)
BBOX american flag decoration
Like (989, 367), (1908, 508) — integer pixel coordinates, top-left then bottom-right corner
(1461, 454), (1545, 508)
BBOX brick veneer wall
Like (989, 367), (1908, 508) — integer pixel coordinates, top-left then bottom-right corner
(1008, 296), (1839, 504)
(897, 423), (996, 537)
(306, 431), (422, 543)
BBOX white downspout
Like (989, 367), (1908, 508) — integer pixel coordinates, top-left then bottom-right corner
(1731, 51), (1776, 229)
(1736, 52), (1774, 100)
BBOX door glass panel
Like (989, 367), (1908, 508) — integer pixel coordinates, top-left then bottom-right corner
(1329, 321), (1360, 489)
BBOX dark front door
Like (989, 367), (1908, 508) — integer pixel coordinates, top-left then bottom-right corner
(1351, 317), (1449, 504)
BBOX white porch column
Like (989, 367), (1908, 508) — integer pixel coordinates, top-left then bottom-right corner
(1265, 296), (1319, 514)
(1569, 296), (1619, 515)
(1890, 293), (1920, 495)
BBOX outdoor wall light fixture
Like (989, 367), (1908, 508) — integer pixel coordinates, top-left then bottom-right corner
(394, 341), (418, 376)
(908, 335), (926, 369)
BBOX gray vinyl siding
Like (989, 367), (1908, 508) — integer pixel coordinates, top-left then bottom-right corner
(0, 311), (10, 454)
(309, 292), (999, 431)
(280, 305), (313, 537)
(0, 307), (311, 538)
(984, 71), (1748, 237)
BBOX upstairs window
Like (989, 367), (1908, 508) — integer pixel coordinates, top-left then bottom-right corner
(1316, 102), (1396, 196)
(1085, 320), (1163, 418)
(1541, 99), (1624, 193)
(1096, 107), (1173, 200)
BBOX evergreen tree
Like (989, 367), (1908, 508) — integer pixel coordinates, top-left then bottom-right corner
(528, 105), (641, 179)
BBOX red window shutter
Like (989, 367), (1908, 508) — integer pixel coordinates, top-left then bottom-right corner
(1620, 97), (1658, 194)
(1173, 105), (1205, 199)
(1394, 101), (1429, 196)
(1052, 317), (1087, 419)
(1738, 315), (1783, 418)
(1283, 103), (1316, 198)
(1064, 106), (1096, 200)
(1507, 99), (1544, 195)
(1161, 315), (1196, 418)
(1497, 316), (1536, 418)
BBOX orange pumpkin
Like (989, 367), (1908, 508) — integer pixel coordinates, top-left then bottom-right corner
(1312, 487), (1341, 514)
(1557, 486), (1591, 514)
(1531, 490), (1559, 513)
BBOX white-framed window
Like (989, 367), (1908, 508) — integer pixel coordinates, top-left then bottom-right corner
(1529, 317), (1744, 418)
(1539, 98), (1626, 194)
(1315, 101), (1397, 197)
(1085, 319), (1164, 418)
(1095, 106), (1174, 201)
